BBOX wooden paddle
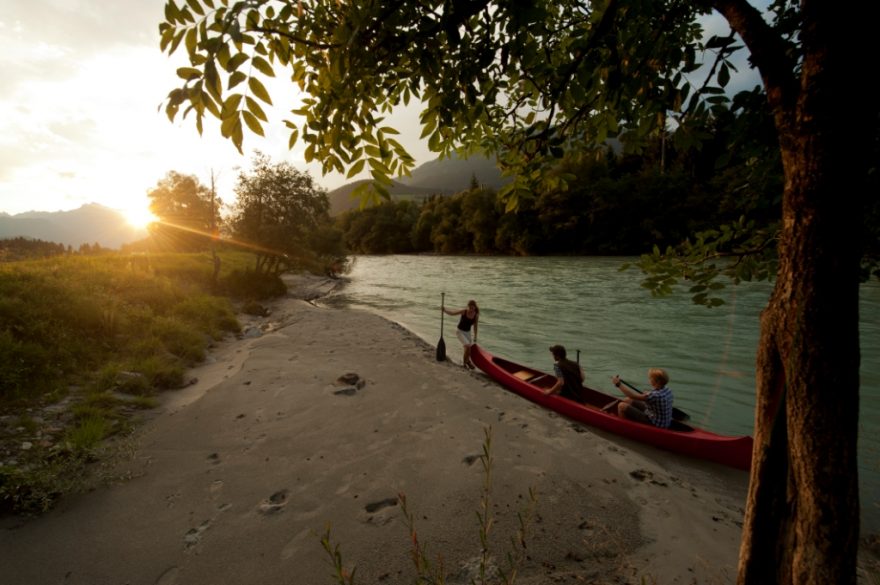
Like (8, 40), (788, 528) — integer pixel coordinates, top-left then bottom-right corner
(436, 292), (446, 361)
(619, 378), (690, 422)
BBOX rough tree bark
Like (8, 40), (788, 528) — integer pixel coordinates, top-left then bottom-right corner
(726, 1), (871, 583)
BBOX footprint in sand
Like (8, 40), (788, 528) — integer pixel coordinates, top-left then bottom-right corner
(361, 497), (399, 526)
(259, 489), (289, 515)
(364, 497), (398, 513)
(629, 469), (669, 487)
(183, 520), (211, 550)
(155, 566), (179, 585)
(462, 453), (481, 466)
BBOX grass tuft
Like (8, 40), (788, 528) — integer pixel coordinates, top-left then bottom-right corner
(0, 250), (289, 513)
(322, 426), (536, 585)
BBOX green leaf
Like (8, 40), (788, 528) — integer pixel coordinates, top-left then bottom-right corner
(226, 53), (249, 72)
(220, 111), (238, 137)
(242, 111), (265, 136)
(370, 169), (392, 185)
(346, 159), (366, 178)
(165, 1), (180, 24)
(228, 71), (247, 89)
(231, 121), (244, 153)
(185, 25), (198, 54)
(204, 62), (222, 101)
(176, 67), (202, 81)
(718, 63), (730, 88)
(368, 157), (391, 175)
(248, 76), (273, 105)
(221, 93), (243, 117)
(160, 27), (174, 52)
(184, 0), (204, 16)
(202, 93), (221, 118)
(245, 96), (267, 121)
(252, 56), (275, 77)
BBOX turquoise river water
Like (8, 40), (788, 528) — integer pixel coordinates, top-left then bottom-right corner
(323, 255), (880, 534)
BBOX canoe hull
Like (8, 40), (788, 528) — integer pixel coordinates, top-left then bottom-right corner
(470, 344), (753, 471)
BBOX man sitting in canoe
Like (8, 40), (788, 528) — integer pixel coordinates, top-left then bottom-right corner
(544, 345), (586, 402)
(612, 370), (674, 428)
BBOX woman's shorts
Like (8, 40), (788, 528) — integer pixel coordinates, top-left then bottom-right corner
(456, 329), (473, 346)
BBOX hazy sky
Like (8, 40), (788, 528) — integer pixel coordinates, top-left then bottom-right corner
(0, 0), (432, 225)
(0, 1), (761, 225)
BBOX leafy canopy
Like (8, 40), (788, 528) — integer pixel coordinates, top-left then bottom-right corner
(228, 151), (334, 274)
(147, 171), (221, 251)
(159, 0), (756, 200)
(160, 0), (805, 304)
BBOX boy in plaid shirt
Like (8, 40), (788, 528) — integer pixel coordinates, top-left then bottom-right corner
(612, 369), (674, 428)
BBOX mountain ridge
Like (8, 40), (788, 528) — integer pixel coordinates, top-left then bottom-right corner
(328, 153), (510, 215)
(0, 203), (147, 249)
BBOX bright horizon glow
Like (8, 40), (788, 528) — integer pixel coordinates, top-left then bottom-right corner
(0, 1), (433, 220)
(120, 200), (158, 229)
(0, 2), (761, 221)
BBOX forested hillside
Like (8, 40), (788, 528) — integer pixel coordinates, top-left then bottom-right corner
(336, 114), (787, 256)
(327, 153), (510, 215)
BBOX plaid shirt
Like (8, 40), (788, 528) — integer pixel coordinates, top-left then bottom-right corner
(645, 387), (674, 428)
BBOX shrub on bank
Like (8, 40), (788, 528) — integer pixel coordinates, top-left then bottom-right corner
(222, 268), (287, 300)
(0, 250), (289, 513)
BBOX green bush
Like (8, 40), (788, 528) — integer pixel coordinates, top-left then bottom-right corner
(0, 330), (53, 401)
(173, 295), (240, 339)
(222, 269), (286, 300)
(152, 316), (207, 364)
(137, 355), (186, 390)
(65, 416), (114, 453)
(0, 250), (294, 514)
(0, 458), (85, 514)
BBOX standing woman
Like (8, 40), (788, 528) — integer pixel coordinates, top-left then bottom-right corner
(443, 299), (479, 369)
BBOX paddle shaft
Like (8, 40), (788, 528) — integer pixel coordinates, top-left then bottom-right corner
(440, 292), (445, 334)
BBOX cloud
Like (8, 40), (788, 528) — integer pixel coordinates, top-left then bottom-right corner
(3, 0), (160, 52)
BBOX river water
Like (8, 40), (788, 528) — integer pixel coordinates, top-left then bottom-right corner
(323, 255), (880, 534)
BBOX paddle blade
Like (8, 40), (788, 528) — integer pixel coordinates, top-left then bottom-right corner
(673, 407), (690, 422)
(436, 337), (446, 361)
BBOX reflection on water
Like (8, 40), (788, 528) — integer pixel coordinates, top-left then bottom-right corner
(324, 255), (880, 533)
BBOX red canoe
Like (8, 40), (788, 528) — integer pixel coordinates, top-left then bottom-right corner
(470, 344), (753, 471)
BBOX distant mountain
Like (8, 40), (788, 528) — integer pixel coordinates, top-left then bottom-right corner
(328, 153), (511, 215)
(0, 204), (147, 249)
(399, 153), (508, 191)
(327, 179), (449, 216)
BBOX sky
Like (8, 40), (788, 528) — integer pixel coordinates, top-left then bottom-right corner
(0, 0), (433, 227)
(0, 1), (762, 227)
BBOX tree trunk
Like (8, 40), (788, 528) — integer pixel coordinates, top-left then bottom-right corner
(736, 4), (869, 583)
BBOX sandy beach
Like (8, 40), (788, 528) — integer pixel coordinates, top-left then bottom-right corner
(0, 275), (751, 585)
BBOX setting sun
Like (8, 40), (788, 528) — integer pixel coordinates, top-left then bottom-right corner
(121, 205), (158, 229)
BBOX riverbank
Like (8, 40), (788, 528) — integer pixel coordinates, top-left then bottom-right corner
(0, 275), (790, 584)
